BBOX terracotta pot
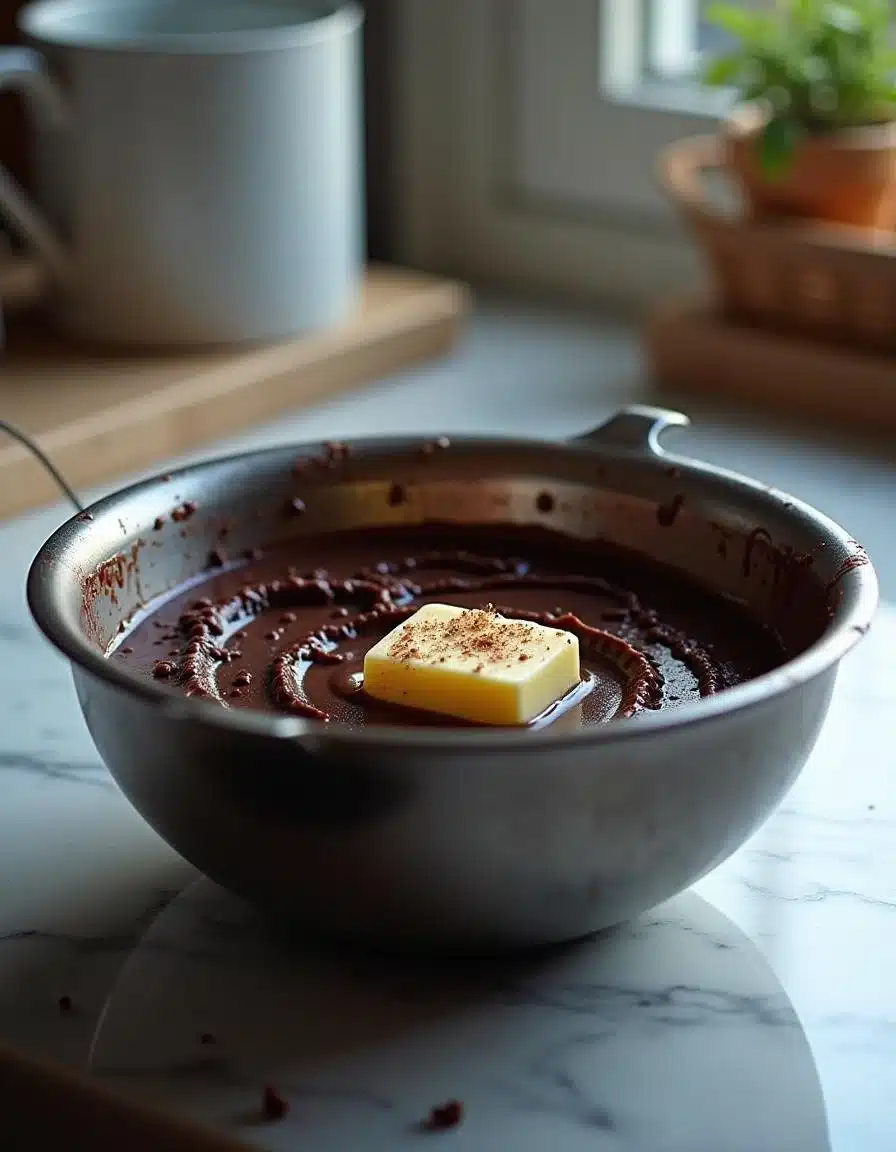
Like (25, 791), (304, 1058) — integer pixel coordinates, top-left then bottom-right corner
(726, 104), (896, 228)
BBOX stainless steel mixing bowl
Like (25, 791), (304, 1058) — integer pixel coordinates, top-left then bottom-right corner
(27, 406), (878, 950)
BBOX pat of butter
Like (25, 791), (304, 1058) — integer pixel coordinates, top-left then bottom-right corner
(363, 603), (580, 725)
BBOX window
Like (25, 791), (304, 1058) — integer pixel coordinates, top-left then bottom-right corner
(512, 0), (741, 226)
(395, 0), (741, 307)
(644, 1), (736, 82)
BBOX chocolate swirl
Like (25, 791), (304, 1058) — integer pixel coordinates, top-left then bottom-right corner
(129, 546), (750, 729)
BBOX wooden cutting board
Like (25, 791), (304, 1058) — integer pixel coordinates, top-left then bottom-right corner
(646, 294), (896, 437)
(0, 1041), (253, 1151)
(0, 265), (469, 518)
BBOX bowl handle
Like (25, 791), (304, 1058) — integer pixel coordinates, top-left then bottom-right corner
(569, 405), (690, 455)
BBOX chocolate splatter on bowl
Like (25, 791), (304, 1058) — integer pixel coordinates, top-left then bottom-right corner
(27, 407), (877, 952)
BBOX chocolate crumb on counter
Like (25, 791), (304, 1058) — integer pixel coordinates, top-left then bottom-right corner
(424, 1099), (464, 1131)
(262, 1084), (290, 1121)
(535, 491), (555, 514)
(208, 548), (227, 568)
(153, 516), (166, 531)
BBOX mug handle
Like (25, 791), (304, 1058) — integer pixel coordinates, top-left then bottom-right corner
(0, 46), (71, 307)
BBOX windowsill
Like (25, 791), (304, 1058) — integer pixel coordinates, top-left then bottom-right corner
(602, 77), (733, 121)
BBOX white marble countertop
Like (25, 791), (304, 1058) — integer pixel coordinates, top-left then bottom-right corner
(1, 300), (894, 1151)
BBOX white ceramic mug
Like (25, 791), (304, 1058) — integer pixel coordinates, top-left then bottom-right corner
(0, 0), (363, 346)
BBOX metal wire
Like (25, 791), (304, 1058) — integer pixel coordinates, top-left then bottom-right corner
(0, 419), (85, 513)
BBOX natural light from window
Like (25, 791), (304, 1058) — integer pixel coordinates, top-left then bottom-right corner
(645, 0), (734, 81)
(600, 0), (741, 114)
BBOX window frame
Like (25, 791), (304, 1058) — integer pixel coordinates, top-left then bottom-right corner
(393, 0), (730, 310)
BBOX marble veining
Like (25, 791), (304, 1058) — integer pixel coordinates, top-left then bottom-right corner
(0, 599), (890, 1149)
(87, 884), (829, 1151)
(0, 750), (116, 789)
(0, 332), (894, 1150)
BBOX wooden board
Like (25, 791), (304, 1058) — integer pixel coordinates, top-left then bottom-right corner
(0, 265), (469, 518)
(646, 295), (896, 437)
(0, 1041), (253, 1151)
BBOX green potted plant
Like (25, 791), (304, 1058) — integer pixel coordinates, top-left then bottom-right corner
(703, 0), (896, 226)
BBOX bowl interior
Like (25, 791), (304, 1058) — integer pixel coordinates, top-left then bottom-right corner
(29, 434), (877, 720)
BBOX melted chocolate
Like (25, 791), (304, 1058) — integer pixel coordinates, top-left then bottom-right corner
(112, 526), (786, 730)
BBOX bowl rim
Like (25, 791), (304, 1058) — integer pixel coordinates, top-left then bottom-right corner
(26, 431), (880, 752)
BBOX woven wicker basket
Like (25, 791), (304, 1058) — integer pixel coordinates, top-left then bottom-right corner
(659, 135), (896, 353)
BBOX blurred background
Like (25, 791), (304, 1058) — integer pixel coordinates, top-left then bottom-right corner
(0, 9), (893, 1151)
(0, 0), (760, 302)
(0, 0), (893, 591)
